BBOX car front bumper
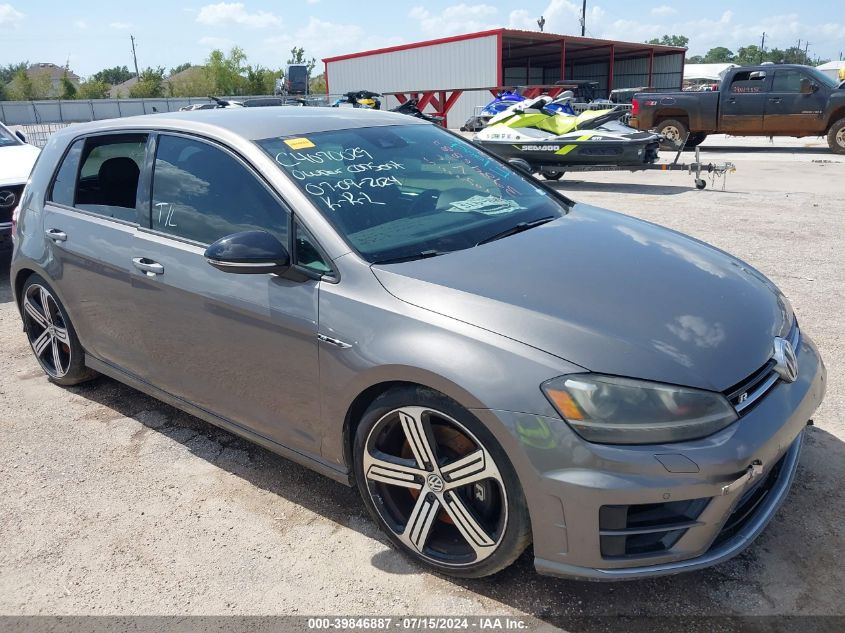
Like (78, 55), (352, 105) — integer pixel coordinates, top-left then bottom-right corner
(484, 331), (826, 580)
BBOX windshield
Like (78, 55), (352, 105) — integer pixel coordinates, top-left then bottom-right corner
(257, 124), (567, 263)
(0, 123), (21, 148)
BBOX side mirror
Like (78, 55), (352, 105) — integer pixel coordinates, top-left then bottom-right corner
(15, 130), (26, 143)
(204, 230), (290, 275)
(800, 78), (818, 94)
(508, 158), (534, 175)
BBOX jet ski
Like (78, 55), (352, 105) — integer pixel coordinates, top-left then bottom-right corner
(461, 89), (577, 131)
(473, 95), (661, 173)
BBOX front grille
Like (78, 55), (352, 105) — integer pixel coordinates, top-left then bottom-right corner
(599, 497), (709, 558)
(0, 184), (23, 224)
(724, 321), (800, 416)
(711, 451), (786, 549)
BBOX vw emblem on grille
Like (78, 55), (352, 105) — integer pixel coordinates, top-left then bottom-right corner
(0, 190), (16, 209)
(426, 473), (444, 492)
(772, 337), (798, 383)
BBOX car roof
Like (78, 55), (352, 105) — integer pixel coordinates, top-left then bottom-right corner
(61, 106), (427, 141)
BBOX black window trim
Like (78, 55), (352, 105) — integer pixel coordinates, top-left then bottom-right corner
(143, 130), (339, 282)
(46, 129), (150, 227)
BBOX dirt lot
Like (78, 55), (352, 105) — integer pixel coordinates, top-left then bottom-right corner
(1, 135), (843, 628)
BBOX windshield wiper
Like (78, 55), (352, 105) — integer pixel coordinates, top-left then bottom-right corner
(475, 216), (555, 246)
(372, 249), (445, 265)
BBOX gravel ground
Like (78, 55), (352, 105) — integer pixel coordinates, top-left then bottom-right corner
(0, 135), (843, 629)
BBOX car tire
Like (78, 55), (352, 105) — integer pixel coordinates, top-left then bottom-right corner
(828, 118), (845, 155)
(656, 118), (689, 149)
(21, 274), (97, 386)
(353, 385), (532, 578)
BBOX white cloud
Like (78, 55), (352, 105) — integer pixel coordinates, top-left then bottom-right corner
(109, 21), (131, 30)
(650, 5), (676, 17)
(197, 2), (280, 28)
(0, 3), (24, 27)
(409, 4), (499, 36)
(74, 19), (88, 29)
(263, 17), (402, 61)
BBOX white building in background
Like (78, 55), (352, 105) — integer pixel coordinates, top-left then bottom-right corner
(323, 29), (686, 128)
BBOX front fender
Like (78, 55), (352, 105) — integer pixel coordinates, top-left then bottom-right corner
(315, 257), (581, 468)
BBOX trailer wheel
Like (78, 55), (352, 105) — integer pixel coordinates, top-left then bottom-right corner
(695, 178), (707, 190)
(544, 171), (564, 181)
(828, 118), (845, 155)
(656, 119), (688, 149)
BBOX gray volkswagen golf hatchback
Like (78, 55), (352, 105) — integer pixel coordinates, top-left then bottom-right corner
(10, 108), (826, 580)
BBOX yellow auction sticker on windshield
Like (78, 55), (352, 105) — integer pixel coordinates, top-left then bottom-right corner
(284, 137), (315, 150)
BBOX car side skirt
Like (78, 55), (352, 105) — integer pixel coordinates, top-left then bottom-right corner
(85, 354), (352, 485)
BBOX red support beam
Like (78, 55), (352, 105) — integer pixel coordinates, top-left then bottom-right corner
(560, 40), (566, 81)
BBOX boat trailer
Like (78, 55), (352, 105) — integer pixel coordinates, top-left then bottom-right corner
(525, 138), (736, 190)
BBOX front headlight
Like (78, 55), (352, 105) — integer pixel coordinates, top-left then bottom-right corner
(541, 374), (738, 445)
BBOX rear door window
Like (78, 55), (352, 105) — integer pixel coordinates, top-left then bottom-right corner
(729, 70), (768, 93)
(71, 134), (147, 223)
(149, 134), (289, 245)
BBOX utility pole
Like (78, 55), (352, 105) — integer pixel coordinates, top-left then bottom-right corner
(759, 32), (766, 63)
(580, 0), (587, 37)
(130, 35), (140, 78)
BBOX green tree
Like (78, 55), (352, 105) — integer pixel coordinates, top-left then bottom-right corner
(169, 62), (192, 76)
(244, 65), (277, 95)
(647, 35), (689, 49)
(167, 67), (214, 97)
(5, 67), (52, 100)
(206, 47), (247, 95)
(0, 61), (28, 85)
(129, 67), (166, 98)
(702, 46), (735, 63)
(77, 78), (110, 99)
(92, 65), (134, 86)
(287, 46), (317, 74)
(60, 70), (77, 99)
(734, 45), (764, 66)
(309, 73), (327, 94)
(686, 55), (704, 64)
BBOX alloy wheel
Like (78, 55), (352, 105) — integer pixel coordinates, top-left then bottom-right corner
(23, 284), (72, 378)
(362, 406), (507, 567)
(662, 125), (681, 142)
(837, 127), (845, 148)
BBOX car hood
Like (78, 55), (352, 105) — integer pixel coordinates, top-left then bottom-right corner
(371, 204), (791, 392)
(0, 143), (40, 186)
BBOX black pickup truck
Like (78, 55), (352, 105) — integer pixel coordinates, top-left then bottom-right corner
(630, 64), (845, 153)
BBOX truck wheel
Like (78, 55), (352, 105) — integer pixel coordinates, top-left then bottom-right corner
(828, 118), (845, 155)
(656, 119), (688, 149)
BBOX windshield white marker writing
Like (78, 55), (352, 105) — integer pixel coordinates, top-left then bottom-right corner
(321, 191), (386, 211)
(274, 147), (373, 168)
(305, 176), (401, 197)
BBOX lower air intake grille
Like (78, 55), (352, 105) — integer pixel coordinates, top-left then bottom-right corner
(599, 497), (709, 558)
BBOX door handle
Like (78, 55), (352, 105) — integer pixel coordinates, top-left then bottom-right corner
(132, 257), (165, 276)
(728, 97), (736, 104)
(45, 229), (67, 242)
(769, 97), (782, 103)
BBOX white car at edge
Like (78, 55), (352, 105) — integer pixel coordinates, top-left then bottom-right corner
(0, 121), (40, 253)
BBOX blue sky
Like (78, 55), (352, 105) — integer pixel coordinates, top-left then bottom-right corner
(0, 1), (841, 77)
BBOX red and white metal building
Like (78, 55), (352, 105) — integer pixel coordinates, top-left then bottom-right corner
(323, 28), (686, 128)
